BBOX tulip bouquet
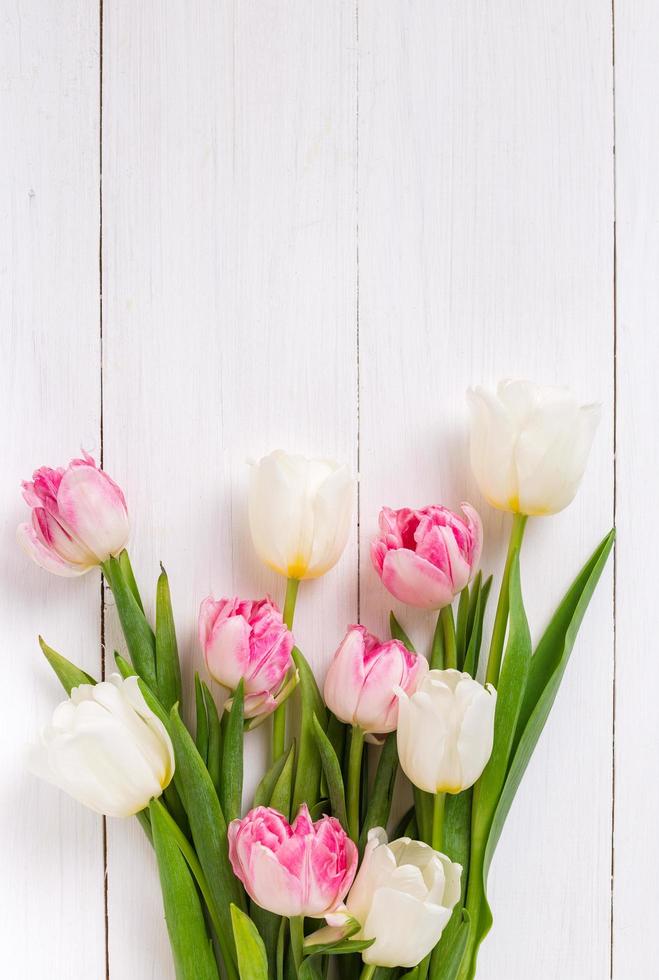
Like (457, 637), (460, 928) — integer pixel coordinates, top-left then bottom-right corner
(21, 381), (613, 980)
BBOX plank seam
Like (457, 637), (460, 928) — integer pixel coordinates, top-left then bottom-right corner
(356, 0), (361, 625)
(609, 0), (618, 975)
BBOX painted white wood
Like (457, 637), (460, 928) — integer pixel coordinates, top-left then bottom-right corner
(0, 2), (105, 978)
(102, 1), (357, 975)
(611, 3), (659, 976)
(358, 2), (614, 978)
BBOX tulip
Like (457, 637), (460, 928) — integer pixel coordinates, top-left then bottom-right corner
(371, 504), (482, 610)
(324, 625), (428, 735)
(199, 595), (294, 719)
(17, 453), (129, 576)
(228, 804), (358, 918)
(311, 828), (461, 968)
(248, 450), (354, 581)
(396, 669), (496, 794)
(467, 379), (601, 516)
(28, 674), (175, 818)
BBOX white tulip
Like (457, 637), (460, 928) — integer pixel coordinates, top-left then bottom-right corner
(396, 669), (496, 794)
(29, 674), (175, 818)
(467, 380), (600, 516)
(316, 828), (461, 968)
(248, 450), (354, 580)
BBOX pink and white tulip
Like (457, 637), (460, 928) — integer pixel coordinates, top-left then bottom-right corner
(228, 804), (358, 918)
(324, 626), (428, 735)
(199, 596), (294, 719)
(17, 453), (129, 576)
(371, 504), (482, 610)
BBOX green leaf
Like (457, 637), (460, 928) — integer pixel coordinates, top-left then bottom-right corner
(414, 786), (433, 845)
(359, 731), (398, 852)
(490, 529), (615, 863)
(149, 800), (219, 980)
(39, 636), (96, 694)
(462, 576), (492, 678)
(221, 679), (244, 824)
(203, 681), (222, 794)
(312, 714), (347, 828)
(429, 910), (471, 980)
(195, 673), (209, 762)
(103, 556), (157, 689)
(118, 549), (144, 612)
(455, 587), (470, 669)
(168, 705), (244, 961)
(156, 564), (182, 711)
(114, 651), (136, 679)
(253, 748), (291, 809)
(389, 611), (415, 651)
(430, 612), (444, 669)
(231, 904), (268, 980)
(269, 741), (296, 817)
(465, 571), (482, 649)
(292, 647), (327, 811)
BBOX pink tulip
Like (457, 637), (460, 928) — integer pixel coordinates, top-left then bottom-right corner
(228, 804), (358, 918)
(199, 596), (294, 719)
(17, 453), (129, 576)
(371, 504), (482, 610)
(324, 626), (428, 734)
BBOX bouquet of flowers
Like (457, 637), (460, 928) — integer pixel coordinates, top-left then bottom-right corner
(21, 380), (612, 980)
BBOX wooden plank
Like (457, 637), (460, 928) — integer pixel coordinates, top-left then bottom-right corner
(611, 3), (659, 976)
(358, 2), (614, 977)
(102, 1), (357, 975)
(0, 2), (105, 977)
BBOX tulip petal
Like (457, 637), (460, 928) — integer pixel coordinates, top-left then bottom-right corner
(362, 888), (452, 968)
(17, 522), (89, 577)
(381, 550), (454, 610)
(56, 462), (129, 562)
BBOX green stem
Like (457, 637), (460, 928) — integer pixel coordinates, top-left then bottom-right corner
(272, 578), (300, 761)
(359, 965), (377, 980)
(152, 800), (238, 980)
(440, 606), (457, 670)
(432, 792), (446, 851)
(347, 726), (366, 841)
(485, 513), (527, 686)
(289, 915), (304, 972)
(276, 916), (286, 980)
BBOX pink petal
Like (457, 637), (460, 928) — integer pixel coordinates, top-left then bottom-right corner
(381, 549), (454, 610)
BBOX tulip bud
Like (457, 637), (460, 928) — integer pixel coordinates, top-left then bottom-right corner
(370, 504), (482, 610)
(17, 453), (129, 576)
(324, 625), (428, 735)
(199, 595), (294, 719)
(248, 450), (354, 580)
(396, 669), (496, 794)
(313, 828), (461, 968)
(467, 379), (601, 516)
(29, 674), (175, 817)
(228, 804), (358, 918)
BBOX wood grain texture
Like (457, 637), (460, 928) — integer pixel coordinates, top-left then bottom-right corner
(358, 2), (614, 977)
(102, 1), (357, 975)
(0, 2), (105, 977)
(612, 3), (659, 976)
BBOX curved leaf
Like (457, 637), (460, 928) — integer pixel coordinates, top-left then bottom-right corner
(312, 714), (347, 828)
(231, 904), (268, 980)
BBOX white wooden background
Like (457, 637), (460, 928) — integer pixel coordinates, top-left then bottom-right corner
(1, 1), (655, 977)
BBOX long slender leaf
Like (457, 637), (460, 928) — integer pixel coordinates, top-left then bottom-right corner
(156, 565), (182, 711)
(149, 800), (219, 980)
(203, 681), (222, 794)
(118, 548), (144, 612)
(269, 740), (296, 817)
(455, 587), (470, 668)
(462, 576), (492, 678)
(430, 612), (444, 669)
(104, 555), (157, 689)
(390, 611), (416, 651)
(465, 572), (482, 650)
(221, 679), (244, 823)
(250, 903), (280, 980)
(312, 714), (348, 828)
(253, 747), (291, 809)
(359, 732), (398, 852)
(429, 911), (471, 980)
(39, 636), (96, 693)
(231, 904), (269, 980)
(195, 673), (209, 763)
(414, 786), (433, 845)
(292, 647), (327, 811)
(168, 705), (244, 963)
